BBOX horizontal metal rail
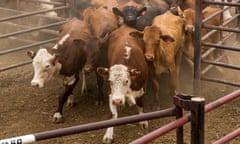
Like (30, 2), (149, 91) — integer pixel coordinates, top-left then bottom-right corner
(202, 59), (240, 71)
(0, 60), (32, 72)
(0, 20), (67, 39)
(201, 76), (240, 87)
(0, 5), (69, 22)
(0, 38), (57, 56)
(202, 42), (240, 52)
(130, 90), (240, 143)
(0, 107), (177, 143)
(212, 128), (240, 144)
(203, 24), (240, 33)
(30, 0), (65, 5)
(204, 0), (240, 7)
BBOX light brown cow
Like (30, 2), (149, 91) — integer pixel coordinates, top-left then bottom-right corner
(82, 5), (119, 104)
(182, 7), (221, 62)
(131, 11), (185, 109)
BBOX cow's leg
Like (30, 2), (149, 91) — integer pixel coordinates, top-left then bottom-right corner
(96, 71), (105, 105)
(148, 63), (161, 110)
(53, 73), (79, 123)
(175, 50), (183, 92)
(169, 67), (177, 97)
(102, 99), (118, 144)
(81, 70), (88, 95)
(136, 96), (148, 129)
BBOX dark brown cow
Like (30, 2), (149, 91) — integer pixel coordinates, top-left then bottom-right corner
(97, 25), (148, 144)
(27, 18), (99, 123)
(131, 10), (185, 109)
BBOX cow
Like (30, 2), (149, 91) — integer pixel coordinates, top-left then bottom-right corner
(27, 18), (100, 123)
(82, 5), (119, 104)
(112, 0), (178, 31)
(90, 0), (119, 9)
(131, 10), (185, 110)
(97, 24), (148, 144)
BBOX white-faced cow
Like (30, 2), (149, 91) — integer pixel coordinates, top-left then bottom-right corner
(131, 10), (185, 110)
(97, 24), (148, 144)
(28, 17), (99, 123)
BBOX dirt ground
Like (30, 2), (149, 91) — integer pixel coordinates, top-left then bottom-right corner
(0, 1), (240, 144)
(0, 52), (239, 144)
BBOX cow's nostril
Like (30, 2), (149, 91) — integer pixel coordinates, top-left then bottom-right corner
(31, 82), (39, 87)
(112, 99), (122, 106)
(145, 55), (154, 61)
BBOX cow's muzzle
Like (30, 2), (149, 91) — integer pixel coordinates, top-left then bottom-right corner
(31, 81), (43, 88)
(112, 98), (123, 106)
(145, 54), (154, 61)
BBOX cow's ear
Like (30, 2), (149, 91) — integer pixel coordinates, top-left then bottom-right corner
(112, 7), (123, 17)
(176, 6), (184, 18)
(137, 7), (147, 16)
(130, 69), (141, 79)
(27, 50), (36, 59)
(160, 35), (175, 44)
(73, 39), (85, 47)
(129, 31), (143, 39)
(97, 67), (109, 80)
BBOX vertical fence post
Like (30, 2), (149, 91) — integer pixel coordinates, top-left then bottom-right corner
(190, 97), (205, 144)
(194, 0), (203, 96)
(237, 0), (240, 40)
(175, 106), (184, 144)
(174, 95), (205, 144)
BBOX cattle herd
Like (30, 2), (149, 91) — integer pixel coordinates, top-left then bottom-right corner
(26, 0), (232, 143)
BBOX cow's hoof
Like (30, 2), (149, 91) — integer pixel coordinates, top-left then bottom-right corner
(53, 112), (64, 123)
(139, 120), (148, 129)
(102, 137), (113, 144)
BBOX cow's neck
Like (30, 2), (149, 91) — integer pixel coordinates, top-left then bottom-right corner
(47, 49), (62, 76)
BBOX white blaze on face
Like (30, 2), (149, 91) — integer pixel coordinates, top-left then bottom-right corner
(109, 64), (131, 106)
(31, 49), (60, 88)
(53, 34), (70, 49)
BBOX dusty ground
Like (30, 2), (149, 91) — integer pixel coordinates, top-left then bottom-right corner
(0, 1), (239, 144)
(0, 54), (239, 144)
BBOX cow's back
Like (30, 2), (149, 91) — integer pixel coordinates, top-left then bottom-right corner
(108, 25), (148, 89)
(59, 18), (91, 42)
(152, 12), (185, 54)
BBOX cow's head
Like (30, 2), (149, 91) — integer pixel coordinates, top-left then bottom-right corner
(27, 48), (61, 88)
(97, 65), (141, 106)
(130, 26), (175, 61)
(112, 6), (147, 27)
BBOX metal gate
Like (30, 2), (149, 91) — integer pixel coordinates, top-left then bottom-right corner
(0, 0), (70, 72)
(194, 0), (240, 95)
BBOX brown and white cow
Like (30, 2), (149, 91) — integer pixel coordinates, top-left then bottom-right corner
(97, 25), (148, 144)
(131, 10), (185, 109)
(27, 18), (99, 123)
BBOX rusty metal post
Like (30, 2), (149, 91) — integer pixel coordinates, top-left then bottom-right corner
(174, 95), (205, 144)
(190, 97), (205, 144)
(175, 105), (184, 144)
(194, 0), (203, 96)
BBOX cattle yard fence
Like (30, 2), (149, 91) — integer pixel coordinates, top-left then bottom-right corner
(0, 0), (240, 144)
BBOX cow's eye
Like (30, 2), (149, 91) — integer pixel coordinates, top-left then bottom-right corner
(155, 40), (160, 45)
(123, 80), (128, 86)
(45, 64), (50, 70)
(108, 80), (113, 86)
